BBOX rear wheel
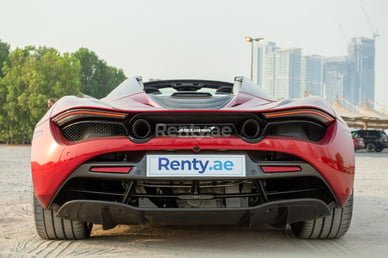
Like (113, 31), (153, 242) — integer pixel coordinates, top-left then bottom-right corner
(33, 194), (92, 240)
(290, 193), (353, 239)
(366, 142), (376, 152)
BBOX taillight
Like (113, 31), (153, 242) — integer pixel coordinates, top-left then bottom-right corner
(262, 108), (334, 125)
(52, 108), (127, 126)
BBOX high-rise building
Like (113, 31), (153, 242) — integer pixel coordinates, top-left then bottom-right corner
(323, 56), (352, 103)
(348, 37), (375, 107)
(274, 48), (302, 99)
(250, 36), (375, 105)
(252, 41), (278, 88)
(301, 55), (323, 97)
(253, 44), (302, 99)
(253, 43), (321, 99)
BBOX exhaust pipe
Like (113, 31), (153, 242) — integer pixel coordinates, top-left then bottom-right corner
(240, 119), (260, 139)
(131, 119), (152, 139)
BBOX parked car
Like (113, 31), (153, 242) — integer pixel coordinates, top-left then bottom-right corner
(352, 129), (388, 152)
(31, 76), (355, 240)
(352, 133), (365, 151)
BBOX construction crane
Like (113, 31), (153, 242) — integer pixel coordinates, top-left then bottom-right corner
(361, 5), (379, 41)
(338, 24), (350, 44)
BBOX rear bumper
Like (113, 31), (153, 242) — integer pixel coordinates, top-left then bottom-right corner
(57, 198), (331, 230)
(32, 120), (354, 208)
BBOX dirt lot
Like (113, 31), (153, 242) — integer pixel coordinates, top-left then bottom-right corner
(1, 145), (388, 257)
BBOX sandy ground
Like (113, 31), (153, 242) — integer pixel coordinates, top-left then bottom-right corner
(1, 145), (388, 257)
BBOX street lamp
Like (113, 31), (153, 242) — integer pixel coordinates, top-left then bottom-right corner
(245, 36), (264, 80)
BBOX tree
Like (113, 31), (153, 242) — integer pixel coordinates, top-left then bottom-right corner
(0, 39), (10, 142)
(0, 43), (127, 144)
(73, 48), (126, 98)
(25, 47), (81, 125)
(0, 46), (81, 144)
(0, 78), (7, 142)
(0, 39), (10, 78)
(0, 48), (31, 143)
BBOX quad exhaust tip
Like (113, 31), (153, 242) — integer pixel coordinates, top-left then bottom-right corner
(131, 119), (152, 139)
(241, 119), (261, 139)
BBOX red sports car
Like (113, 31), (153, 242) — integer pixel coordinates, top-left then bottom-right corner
(31, 76), (354, 240)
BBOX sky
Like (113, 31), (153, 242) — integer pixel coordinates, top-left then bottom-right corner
(1, 0), (387, 106)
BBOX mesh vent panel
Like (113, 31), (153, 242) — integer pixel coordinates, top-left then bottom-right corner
(61, 121), (128, 141)
(264, 121), (326, 142)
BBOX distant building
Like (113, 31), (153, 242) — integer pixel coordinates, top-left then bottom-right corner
(251, 36), (375, 106)
(253, 43), (302, 99)
(301, 55), (323, 97)
(252, 41), (278, 88)
(323, 56), (352, 103)
(348, 37), (375, 107)
(253, 43), (321, 99)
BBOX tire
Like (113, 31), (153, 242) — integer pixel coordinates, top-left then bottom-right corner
(33, 193), (92, 240)
(290, 193), (353, 239)
(375, 147), (383, 152)
(366, 142), (376, 152)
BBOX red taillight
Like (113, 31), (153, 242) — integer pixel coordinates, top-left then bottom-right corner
(52, 108), (127, 126)
(262, 108), (334, 125)
(90, 167), (132, 173)
(261, 166), (301, 173)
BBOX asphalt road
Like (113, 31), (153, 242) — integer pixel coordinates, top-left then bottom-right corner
(0, 146), (387, 257)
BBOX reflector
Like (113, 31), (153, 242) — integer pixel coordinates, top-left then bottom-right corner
(90, 167), (132, 173)
(261, 166), (301, 173)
